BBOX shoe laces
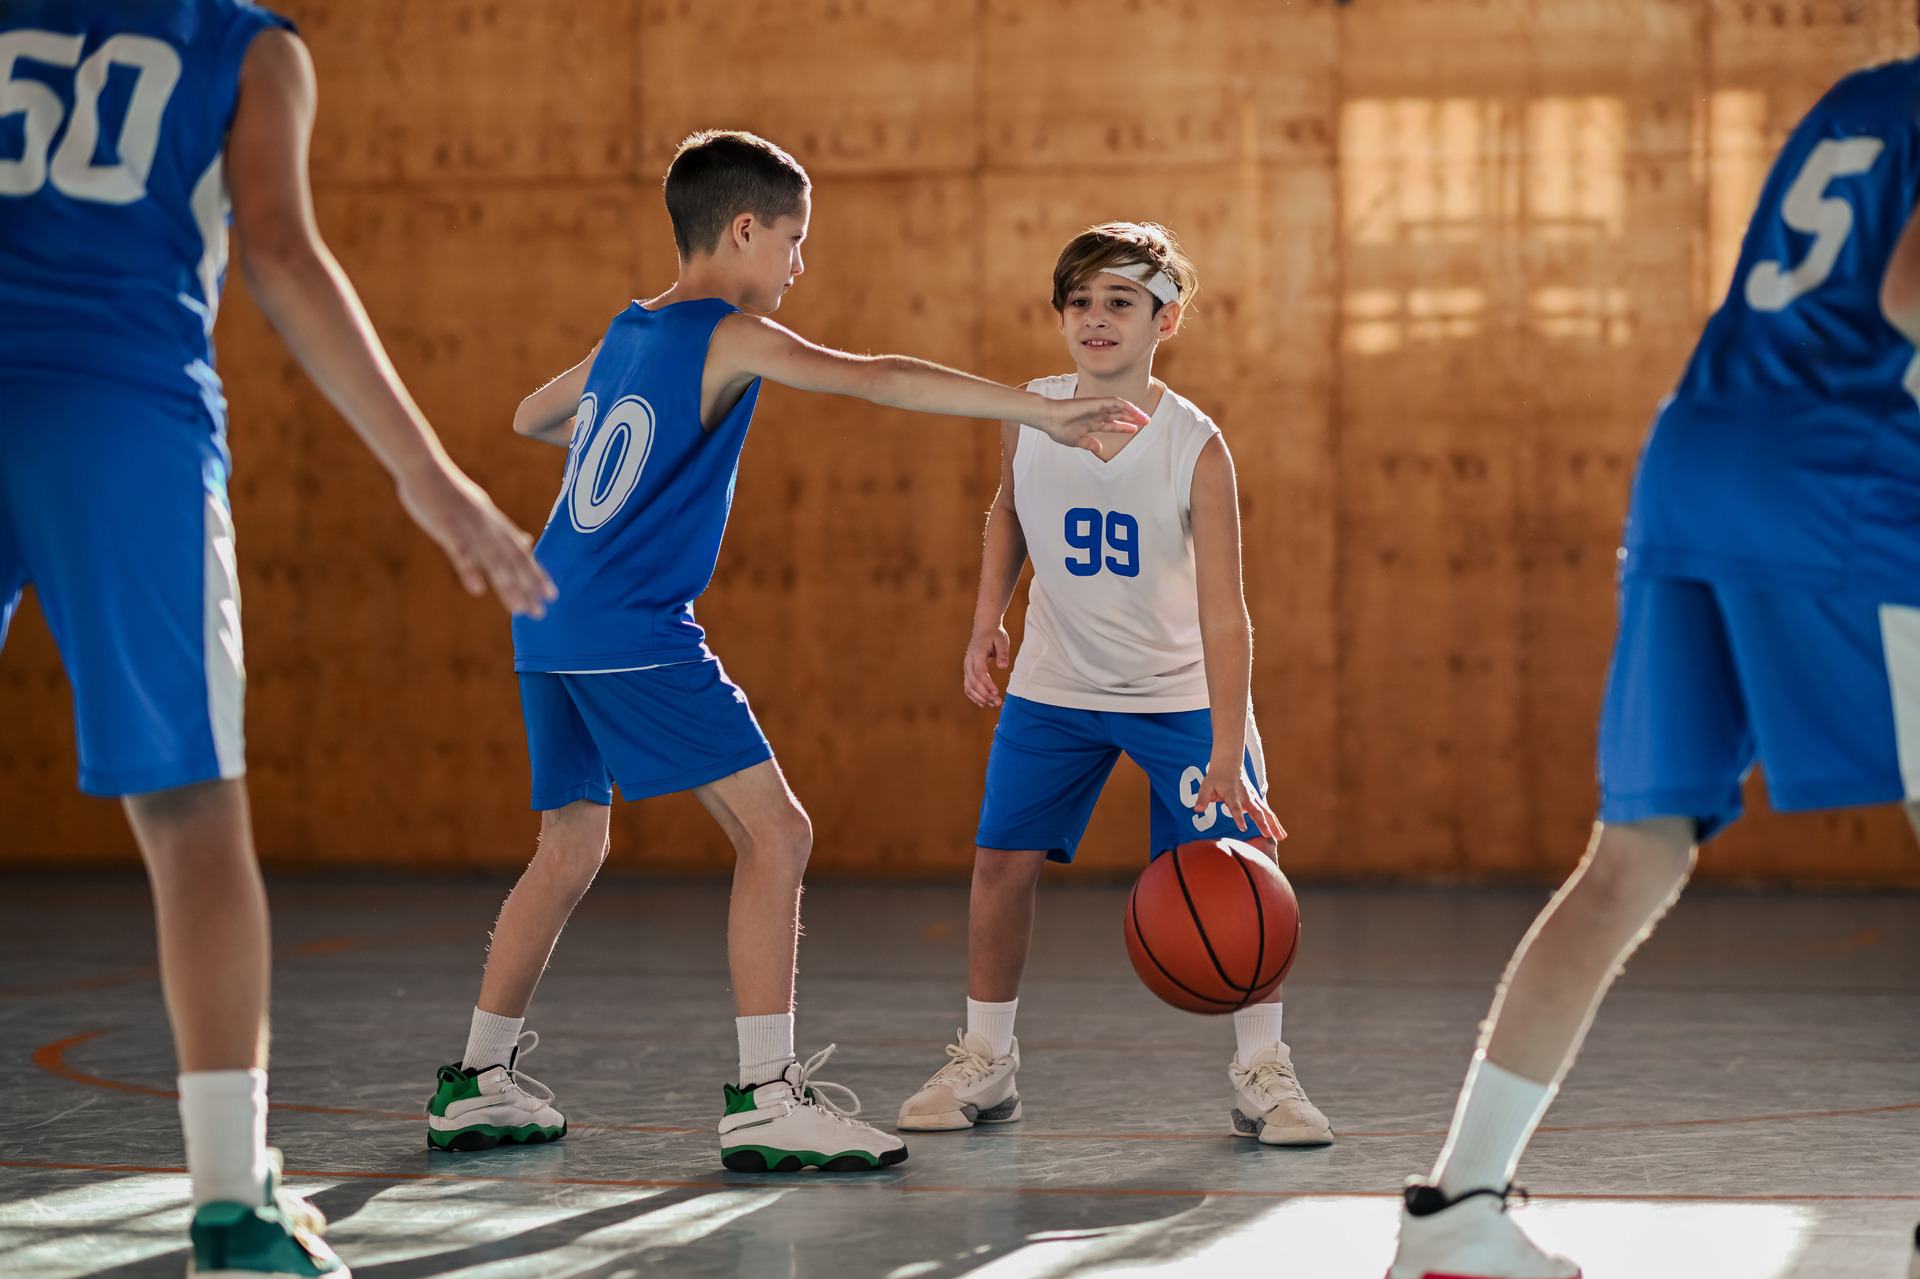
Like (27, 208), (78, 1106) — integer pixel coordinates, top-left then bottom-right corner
(927, 1031), (996, 1089)
(496, 1030), (555, 1106)
(787, 1044), (864, 1125)
(1229, 1051), (1309, 1108)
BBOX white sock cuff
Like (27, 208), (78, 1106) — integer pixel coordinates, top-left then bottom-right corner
(1231, 1002), (1285, 1066)
(737, 1012), (796, 1086)
(966, 997), (1019, 1057)
(177, 1068), (267, 1097)
(1432, 1052), (1558, 1195)
(463, 1007), (525, 1072)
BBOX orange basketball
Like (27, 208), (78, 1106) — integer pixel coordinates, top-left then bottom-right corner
(1123, 837), (1300, 1013)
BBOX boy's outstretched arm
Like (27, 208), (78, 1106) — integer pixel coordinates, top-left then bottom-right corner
(513, 346), (599, 446)
(1190, 436), (1284, 844)
(227, 30), (555, 617)
(710, 314), (1148, 452)
(963, 423), (1030, 709)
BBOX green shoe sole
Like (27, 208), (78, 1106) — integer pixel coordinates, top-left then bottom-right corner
(427, 1120), (568, 1152)
(720, 1142), (908, 1173)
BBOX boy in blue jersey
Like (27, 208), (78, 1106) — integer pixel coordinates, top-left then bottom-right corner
(423, 130), (1147, 1171)
(1388, 19), (1920, 1279)
(0, 4), (553, 1277)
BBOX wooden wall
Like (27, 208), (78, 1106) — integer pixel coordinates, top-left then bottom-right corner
(4, 0), (1918, 884)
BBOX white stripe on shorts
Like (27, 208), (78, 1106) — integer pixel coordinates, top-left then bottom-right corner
(1243, 703), (1269, 797)
(203, 490), (245, 779)
(1878, 604), (1920, 801)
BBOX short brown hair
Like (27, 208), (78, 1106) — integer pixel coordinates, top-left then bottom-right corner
(1051, 221), (1199, 315)
(664, 130), (811, 258)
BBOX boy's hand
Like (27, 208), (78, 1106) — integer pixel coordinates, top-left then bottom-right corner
(1195, 759), (1287, 844)
(962, 623), (1013, 707)
(1035, 396), (1149, 457)
(398, 465), (558, 618)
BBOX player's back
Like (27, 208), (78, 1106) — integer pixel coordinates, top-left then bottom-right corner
(0, 0), (290, 416)
(512, 298), (761, 673)
(1628, 58), (1920, 595)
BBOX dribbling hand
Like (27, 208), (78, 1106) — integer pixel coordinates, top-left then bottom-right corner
(1195, 759), (1287, 844)
(398, 464), (558, 618)
(962, 623), (1012, 708)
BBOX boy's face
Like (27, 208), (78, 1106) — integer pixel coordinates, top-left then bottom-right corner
(743, 195), (811, 312)
(1055, 271), (1179, 373)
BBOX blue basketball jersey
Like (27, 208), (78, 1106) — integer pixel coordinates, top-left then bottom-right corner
(0, 0), (292, 421)
(512, 299), (761, 671)
(1624, 58), (1920, 599)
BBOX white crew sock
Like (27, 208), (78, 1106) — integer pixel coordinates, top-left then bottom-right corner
(462, 1008), (524, 1071)
(737, 1012), (796, 1086)
(1431, 1052), (1558, 1197)
(966, 997), (1019, 1058)
(1232, 1002), (1285, 1067)
(178, 1069), (270, 1208)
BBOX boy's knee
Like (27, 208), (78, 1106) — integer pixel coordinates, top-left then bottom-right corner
(972, 848), (1046, 887)
(742, 804), (812, 868)
(538, 802), (611, 874)
(1579, 819), (1696, 917)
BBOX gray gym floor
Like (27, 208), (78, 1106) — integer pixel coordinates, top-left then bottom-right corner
(2, 874), (1916, 1278)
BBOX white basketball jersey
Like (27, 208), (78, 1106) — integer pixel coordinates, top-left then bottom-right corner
(1007, 374), (1222, 712)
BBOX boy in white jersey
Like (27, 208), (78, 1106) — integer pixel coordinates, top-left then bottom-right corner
(421, 133), (1148, 1173)
(895, 223), (1333, 1147)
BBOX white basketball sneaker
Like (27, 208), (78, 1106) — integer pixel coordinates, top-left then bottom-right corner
(426, 1031), (566, 1152)
(719, 1045), (908, 1172)
(1227, 1041), (1333, 1146)
(1387, 1183), (1580, 1279)
(897, 1030), (1021, 1131)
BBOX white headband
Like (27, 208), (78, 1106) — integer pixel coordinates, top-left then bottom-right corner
(1099, 261), (1182, 306)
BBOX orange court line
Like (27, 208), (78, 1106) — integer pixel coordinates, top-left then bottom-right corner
(32, 1027), (1920, 1143)
(6, 1158), (1920, 1204)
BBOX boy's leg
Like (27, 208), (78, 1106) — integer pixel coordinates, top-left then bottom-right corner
(473, 799), (611, 1025)
(123, 779), (272, 1208)
(693, 757), (907, 1171)
(967, 847), (1048, 1004)
(1430, 817), (1695, 1196)
(692, 757), (812, 1029)
(124, 779), (269, 1075)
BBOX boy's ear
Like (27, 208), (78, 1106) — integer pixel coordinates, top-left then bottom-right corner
(728, 211), (756, 250)
(1157, 299), (1184, 339)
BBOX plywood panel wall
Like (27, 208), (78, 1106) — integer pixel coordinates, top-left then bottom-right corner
(3, 0), (1917, 885)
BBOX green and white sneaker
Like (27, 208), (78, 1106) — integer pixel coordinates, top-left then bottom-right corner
(896, 1030), (1021, 1131)
(188, 1148), (348, 1278)
(426, 1030), (567, 1152)
(1228, 1041), (1334, 1147)
(719, 1044), (908, 1172)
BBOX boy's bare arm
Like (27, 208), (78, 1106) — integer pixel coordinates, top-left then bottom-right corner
(709, 313), (1148, 450)
(1190, 436), (1284, 842)
(514, 346), (599, 447)
(228, 30), (554, 616)
(963, 424), (1030, 709)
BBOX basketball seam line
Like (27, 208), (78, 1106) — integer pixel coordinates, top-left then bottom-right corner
(1170, 846), (1258, 1005)
(1127, 879), (1245, 1010)
(1235, 850), (1269, 1004)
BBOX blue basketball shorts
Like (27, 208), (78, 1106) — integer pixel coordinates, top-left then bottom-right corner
(975, 694), (1270, 863)
(517, 657), (774, 809)
(0, 380), (244, 796)
(1598, 573), (1920, 841)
